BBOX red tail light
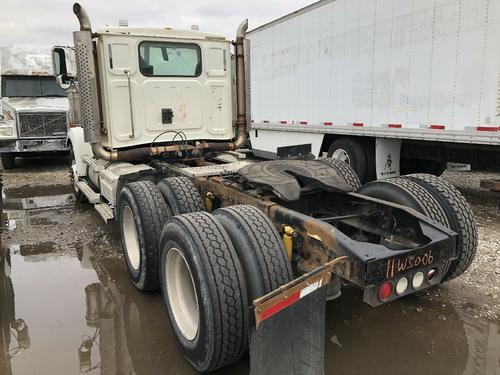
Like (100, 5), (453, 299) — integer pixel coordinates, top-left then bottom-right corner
(378, 282), (393, 301)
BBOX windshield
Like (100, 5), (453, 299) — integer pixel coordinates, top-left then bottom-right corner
(1, 75), (67, 97)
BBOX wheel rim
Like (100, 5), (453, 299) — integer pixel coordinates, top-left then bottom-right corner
(122, 205), (141, 271)
(332, 149), (351, 164)
(165, 247), (199, 341)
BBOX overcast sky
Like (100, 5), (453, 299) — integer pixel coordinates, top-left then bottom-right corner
(0, 0), (316, 46)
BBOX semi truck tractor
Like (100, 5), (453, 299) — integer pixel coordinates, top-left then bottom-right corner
(53, 3), (477, 374)
(0, 46), (69, 169)
(248, 0), (500, 182)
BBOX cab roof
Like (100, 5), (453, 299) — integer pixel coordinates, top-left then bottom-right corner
(96, 26), (229, 42)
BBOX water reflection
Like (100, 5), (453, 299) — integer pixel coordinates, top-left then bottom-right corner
(0, 247), (30, 375)
(77, 246), (197, 375)
(3, 192), (75, 229)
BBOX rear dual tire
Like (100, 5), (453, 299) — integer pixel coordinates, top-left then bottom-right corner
(214, 205), (293, 300)
(358, 174), (477, 281)
(118, 177), (204, 291)
(319, 158), (362, 191)
(159, 206), (295, 372)
(160, 212), (248, 372)
(118, 181), (169, 291)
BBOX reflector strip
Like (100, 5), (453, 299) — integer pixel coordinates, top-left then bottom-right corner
(253, 256), (347, 328)
(476, 126), (499, 131)
(429, 124), (445, 130)
(388, 124), (402, 128)
(260, 291), (300, 321)
(353, 122), (364, 127)
(324, 122), (333, 126)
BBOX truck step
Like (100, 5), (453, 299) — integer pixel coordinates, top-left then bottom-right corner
(76, 180), (101, 204)
(95, 203), (114, 223)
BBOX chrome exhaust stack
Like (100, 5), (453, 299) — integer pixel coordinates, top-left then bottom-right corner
(232, 19), (249, 150)
(73, 3), (92, 31)
(72, 3), (104, 149)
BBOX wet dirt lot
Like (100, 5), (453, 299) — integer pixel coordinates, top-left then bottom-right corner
(1, 157), (499, 375)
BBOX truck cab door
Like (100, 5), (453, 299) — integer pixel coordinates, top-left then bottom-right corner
(102, 39), (138, 142)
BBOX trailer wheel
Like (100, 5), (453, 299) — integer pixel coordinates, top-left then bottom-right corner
(213, 205), (293, 300)
(1, 153), (15, 170)
(118, 181), (169, 291)
(358, 175), (477, 282)
(327, 138), (367, 181)
(319, 158), (362, 190)
(401, 174), (478, 281)
(157, 176), (205, 216)
(159, 212), (247, 372)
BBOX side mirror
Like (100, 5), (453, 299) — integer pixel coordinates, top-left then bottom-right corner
(51, 46), (77, 89)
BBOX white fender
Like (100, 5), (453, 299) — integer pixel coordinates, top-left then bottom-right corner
(67, 126), (93, 177)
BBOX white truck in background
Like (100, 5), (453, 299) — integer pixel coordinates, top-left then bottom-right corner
(248, 0), (500, 182)
(0, 46), (69, 169)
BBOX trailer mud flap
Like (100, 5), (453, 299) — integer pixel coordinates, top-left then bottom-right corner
(249, 287), (327, 375)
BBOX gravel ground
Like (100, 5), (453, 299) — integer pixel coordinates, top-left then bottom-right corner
(1, 156), (70, 190)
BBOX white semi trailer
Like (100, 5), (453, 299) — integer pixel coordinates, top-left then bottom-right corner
(54, 3), (477, 374)
(248, 0), (500, 182)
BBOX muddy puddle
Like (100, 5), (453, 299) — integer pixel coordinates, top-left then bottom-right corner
(1, 184), (499, 375)
(2, 184), (75, 230)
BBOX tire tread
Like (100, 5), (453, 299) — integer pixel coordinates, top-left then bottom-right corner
(401, 174), (478, 281)
(158, 176), (204, 215)
(165, 212), (247, 371)
(119, 180), (169, 290)
(319, 158), (362, 191)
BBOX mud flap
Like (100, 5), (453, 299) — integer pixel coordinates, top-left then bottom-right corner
(249, 286), (327, 375)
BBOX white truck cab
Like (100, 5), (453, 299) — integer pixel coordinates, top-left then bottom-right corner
(54, 25), (234, 152)
(0, 46), (69, 169)
(94, 27), (234, 149)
